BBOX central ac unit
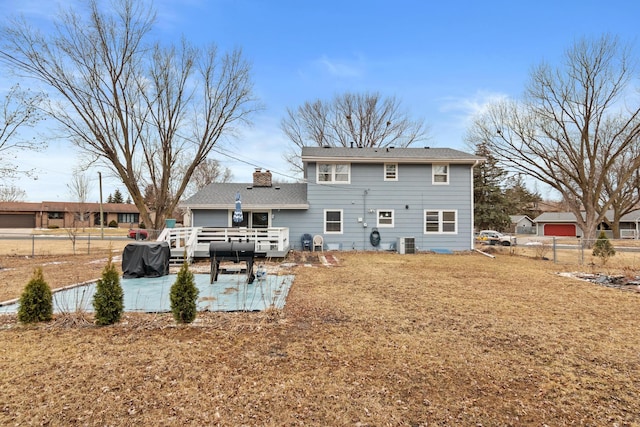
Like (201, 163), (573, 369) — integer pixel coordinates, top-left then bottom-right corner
(397, 237), (416, 254)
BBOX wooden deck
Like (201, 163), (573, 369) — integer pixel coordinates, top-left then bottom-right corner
(157, 226), (290, 263)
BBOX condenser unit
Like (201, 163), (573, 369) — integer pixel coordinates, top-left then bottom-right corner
(397, 237), (416, 254)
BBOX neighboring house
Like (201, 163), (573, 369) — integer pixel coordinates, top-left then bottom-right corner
(509, 215), (535, 234)
(0, 201), (142, 229)
(533, 210), (640, 238)
(533, 212), (582, 237)
(181, 146), (483, 252)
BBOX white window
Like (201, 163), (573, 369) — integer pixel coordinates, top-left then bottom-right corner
(432, 164), (449, 184)
(424, 210), (457, 234)
(324, 209), (343, 234)
(384, 163), (398, 181)
(377, 210), (394, 227)
(317, 163), (350, 184)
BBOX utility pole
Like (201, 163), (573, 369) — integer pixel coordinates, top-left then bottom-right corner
(98, 171), (104, 240)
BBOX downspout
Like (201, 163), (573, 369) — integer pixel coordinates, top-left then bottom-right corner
(470, 160), (480, 249)
(363, 189), (369, 250)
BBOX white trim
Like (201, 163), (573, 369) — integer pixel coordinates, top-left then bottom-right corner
(317, 163), (351, 184)
(324, 209), (343, 234)
(432, 164), (449, 185)
(376, 209), (395, 228)
(384, 163), (398, 181)
(424, 209), (458, 234)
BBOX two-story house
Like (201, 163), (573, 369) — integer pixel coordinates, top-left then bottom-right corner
(180, 146), (482, 254)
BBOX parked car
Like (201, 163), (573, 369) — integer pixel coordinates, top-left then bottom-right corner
(475, 230), (516, 246)
(127, 229), (148, 240)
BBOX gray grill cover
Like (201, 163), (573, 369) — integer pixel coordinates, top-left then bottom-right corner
(122, 241), (170, 279)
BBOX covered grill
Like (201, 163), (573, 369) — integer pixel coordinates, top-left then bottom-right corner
(122, 241), (170, 279)
(209, 241), (256, 284)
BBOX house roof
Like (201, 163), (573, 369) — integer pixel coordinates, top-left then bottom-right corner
(0, 201), (140, 213)
(510, 215), (533, 223)
(180, 183), (309, 210)
(301, 146), (483, 164)
(534, 210), (640, 223)
(0, 202), (43, 212)
(533, 212), (582, 223)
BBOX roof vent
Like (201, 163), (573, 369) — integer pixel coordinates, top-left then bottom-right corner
(424, 146), (430, 149)
(275, 186), (281, 190)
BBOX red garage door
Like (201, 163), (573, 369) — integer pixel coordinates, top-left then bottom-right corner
(544, 224), (576, 236)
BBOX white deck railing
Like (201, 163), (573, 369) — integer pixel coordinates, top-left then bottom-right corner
(157, 226), (290, 261)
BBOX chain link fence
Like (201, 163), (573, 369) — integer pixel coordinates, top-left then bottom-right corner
(507, 237), (640, 268)
(0, 230), (162, 257)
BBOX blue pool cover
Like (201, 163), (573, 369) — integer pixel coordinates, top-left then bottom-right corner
(0, 273), (294, 314)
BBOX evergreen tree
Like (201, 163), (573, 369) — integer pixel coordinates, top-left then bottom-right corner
(170, 262), (199, 324)
(503, 175), (542, 218)
(18, 268), (53, 323)
(112, 188), (124, 204)
(592, 231), (616, 265)
(473, 141), (511, 231)
(106, 193), (114, 203)
(93, 255), (124, 325)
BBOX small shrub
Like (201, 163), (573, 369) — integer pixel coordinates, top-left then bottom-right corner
(532, 241), (551, 260)
(18, 268), (53, 323)
(170, 262), (199, 324)
(592, 231), (615, 265)
(93, 255), (124, 325)
(108, 220), (118, 228)
(139, 222), (146, 229)
(47, 225), (59, 229)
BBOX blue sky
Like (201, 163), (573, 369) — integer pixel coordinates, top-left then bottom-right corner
(2, 0), (640, 202)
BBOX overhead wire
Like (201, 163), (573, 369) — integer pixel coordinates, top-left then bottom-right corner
(1, 48), (373, 195)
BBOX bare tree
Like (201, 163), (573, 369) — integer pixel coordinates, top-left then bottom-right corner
(466, 35), (640, 243)
(600, 146), (640, 238)
(0, 0), (259, 229)
(66, 169), (93, 232)
(281, 92), (429, 173)
(0, 184), (26, 201)
(0, 84), (46, 180)
(188, 158), (232, 193)
(67, 169), (92, 204)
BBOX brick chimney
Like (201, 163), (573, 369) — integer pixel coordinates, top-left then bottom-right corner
(252, 168), (272, 187)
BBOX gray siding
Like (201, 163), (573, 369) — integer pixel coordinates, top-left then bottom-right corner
(285, 162), (474, 251)
(190, 161), (476, 252)
(192, 210), (229, 227)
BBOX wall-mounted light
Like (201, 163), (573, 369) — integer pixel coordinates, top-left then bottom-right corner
(405, 205), (409, 209)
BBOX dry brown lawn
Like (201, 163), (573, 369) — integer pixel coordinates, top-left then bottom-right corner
(1, 249), (639, 426)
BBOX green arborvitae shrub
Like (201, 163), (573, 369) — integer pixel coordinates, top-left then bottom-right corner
(92, 256), (124, 325)
(108, 220), (118, 228)
(170, 262), (199, 324)
(592, 230), (616, 265)
(18, 268), (53, 323)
